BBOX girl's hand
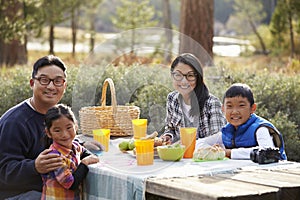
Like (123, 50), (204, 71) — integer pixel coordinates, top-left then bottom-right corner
(83, 140), (105, 151)
(81, 155), (99, 166)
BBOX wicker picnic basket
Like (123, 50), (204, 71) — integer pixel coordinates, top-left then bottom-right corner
(79, 78), (140, 136)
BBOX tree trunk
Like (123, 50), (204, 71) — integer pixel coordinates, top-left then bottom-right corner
(0, 40), (27, 67)
(89, 12), (96, 53)
(248, 17), (268, 55)
(49, 24), (55, 55)
(179, 0), (214, 65)
(162, 0), (173, 64)
(71, 7), (77, 58)
(24, 34), (28, 62)
(287, 8), (295, 58)
(0, 0), (27, 67)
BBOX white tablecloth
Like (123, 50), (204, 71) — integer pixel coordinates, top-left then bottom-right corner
(83, 138), (298, 200)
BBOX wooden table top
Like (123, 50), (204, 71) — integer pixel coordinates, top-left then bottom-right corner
(146, 167), (300, 200)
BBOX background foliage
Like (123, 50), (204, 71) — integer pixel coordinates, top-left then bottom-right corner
(1, 57), (299, 161)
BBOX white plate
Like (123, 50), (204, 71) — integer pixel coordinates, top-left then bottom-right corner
(124, 149), (159, 158)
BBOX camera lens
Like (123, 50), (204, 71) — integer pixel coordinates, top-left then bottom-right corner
(250, 148), (258, 163)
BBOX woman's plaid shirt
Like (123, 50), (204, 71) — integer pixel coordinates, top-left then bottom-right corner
(164, 91), (227, 141)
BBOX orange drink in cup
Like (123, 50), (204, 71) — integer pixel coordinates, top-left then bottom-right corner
(134, 139), (154, 165)
(180, 127), (197, 158)
(132, 119), (147, 139)
(93, 129), (110, 152)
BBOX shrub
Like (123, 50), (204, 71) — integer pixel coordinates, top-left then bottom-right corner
(268, 111), (299, 161)
(130, 84), (172, 134)
(0, 67), (32, 115)
(1, 62), (300, 161)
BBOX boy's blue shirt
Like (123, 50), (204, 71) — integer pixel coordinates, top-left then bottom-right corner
(222, 113), (287, 160)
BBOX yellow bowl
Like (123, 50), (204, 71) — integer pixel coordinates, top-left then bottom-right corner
(157, 144), (185, 161)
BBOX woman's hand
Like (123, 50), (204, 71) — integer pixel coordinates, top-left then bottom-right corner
(160, 135), (172, 145)
(35, 149), (63, 174)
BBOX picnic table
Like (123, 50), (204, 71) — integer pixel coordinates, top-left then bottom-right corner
(80, 136), (300, 200)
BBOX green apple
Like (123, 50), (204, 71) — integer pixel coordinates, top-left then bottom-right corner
(119, 141), (129, 151)
(128, 139), (135, 150)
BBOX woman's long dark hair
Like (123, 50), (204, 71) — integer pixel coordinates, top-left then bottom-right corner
(43, 104), (76, 148)
(171, 53), (209, 116)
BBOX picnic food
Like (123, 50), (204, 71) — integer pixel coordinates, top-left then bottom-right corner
(119, 131), (166, 152)
(140, 131), (158, 140)
(119, 141), (129, 151)
(128, 139), (135, 150)
(193, 144), (225, 161)
(140, 131), (165, 147)
(157, 144), (185, 161)
(118, 139), (135, 151)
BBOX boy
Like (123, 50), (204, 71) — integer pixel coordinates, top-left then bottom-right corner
(196, 83), (287, 160)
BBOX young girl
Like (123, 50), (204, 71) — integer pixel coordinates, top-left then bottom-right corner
(41, 104), (99, 200)
(161, 53), (227, 144)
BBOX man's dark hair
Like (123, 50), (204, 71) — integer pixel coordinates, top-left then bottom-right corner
(32, 55), (67, 78)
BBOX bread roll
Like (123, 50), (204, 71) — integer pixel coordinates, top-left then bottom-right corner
(193, 145), (225, 160)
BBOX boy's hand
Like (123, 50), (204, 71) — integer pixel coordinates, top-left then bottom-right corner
(225, 149), (231, 158)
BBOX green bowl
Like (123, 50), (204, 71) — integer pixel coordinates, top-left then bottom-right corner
(157, 144), (185, 161)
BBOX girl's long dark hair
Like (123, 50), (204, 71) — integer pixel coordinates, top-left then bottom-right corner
(43, 104), (76, 148)
(171, 53), (209, 116)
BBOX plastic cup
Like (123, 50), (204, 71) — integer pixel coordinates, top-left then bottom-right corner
(180, 127), (197, 158)
(132, 119), (147, 139)
(134, 139), (154, 165)
(92, 129), (110, 152)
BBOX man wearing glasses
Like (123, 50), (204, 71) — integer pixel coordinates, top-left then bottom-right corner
(0, 55), (101, 199)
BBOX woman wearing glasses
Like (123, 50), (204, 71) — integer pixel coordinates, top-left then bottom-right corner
(161, 53), (227, 144)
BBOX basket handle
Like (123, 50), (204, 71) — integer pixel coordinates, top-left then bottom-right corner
(101, 78), (117, 114)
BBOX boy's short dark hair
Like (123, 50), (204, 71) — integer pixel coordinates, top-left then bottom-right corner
(32, 55), (67, 78)
(223, 83), (254, 106)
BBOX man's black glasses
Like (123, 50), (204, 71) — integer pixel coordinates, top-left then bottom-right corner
(34, 76), (65, 87)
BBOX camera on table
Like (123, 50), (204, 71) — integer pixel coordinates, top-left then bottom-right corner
(250, 147), (280, 164)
